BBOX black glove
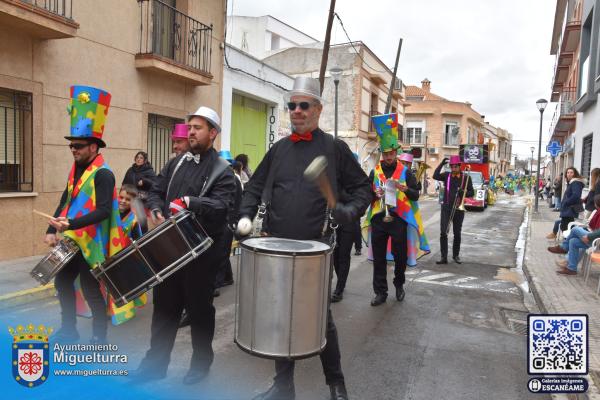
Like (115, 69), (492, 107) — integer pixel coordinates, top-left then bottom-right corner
(332, 203), (356, 225)
(441, 157), (449, 165)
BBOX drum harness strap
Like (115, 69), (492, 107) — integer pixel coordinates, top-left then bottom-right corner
(255, 134), (339, 247)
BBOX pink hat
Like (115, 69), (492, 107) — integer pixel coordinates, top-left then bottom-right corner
(171, 123), (188, 140)
(398, 152), (413, 163)
(449, 155), (462, 165)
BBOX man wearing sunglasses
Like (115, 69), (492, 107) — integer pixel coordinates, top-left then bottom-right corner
(239, 77), (372, 400)
(45, 86), (126, 345)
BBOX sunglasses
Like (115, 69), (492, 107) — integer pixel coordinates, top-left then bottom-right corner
(287, 101), (315, 111)
(69, 143), (91, 150)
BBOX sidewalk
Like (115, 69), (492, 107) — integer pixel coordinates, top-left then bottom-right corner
(523, 197), (600, 395)
(0, 254), (54, 310)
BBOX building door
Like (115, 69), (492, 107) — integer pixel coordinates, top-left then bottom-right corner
(230, 93), (267, 172)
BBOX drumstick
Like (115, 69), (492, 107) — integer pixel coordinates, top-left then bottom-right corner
(304, 156), (337, 209)
(33, 209), (55, 219)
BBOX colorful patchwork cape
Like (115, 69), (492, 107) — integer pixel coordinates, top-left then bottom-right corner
(61, 154), (146, 324)
(366, 162), (430, 266)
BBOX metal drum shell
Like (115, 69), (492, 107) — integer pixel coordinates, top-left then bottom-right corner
(30, 238), (80, 285)
(235, 237), (332, 360)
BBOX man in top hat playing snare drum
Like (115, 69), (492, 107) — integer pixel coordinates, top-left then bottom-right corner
(45, 85), (140, 344)
(129, 106), (236, 385)
(237, 76), (372, 400)
(432, 155), (474, 264)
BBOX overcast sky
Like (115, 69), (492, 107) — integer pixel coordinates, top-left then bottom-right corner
(229, 0), (556, 159)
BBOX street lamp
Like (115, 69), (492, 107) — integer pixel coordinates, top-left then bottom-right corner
(330, 67), (343, 139)
(535, 98), (548, 213)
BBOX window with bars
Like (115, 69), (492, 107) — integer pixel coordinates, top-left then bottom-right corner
(581, 134), (593, 182)
(0, 88), (33, 192)
(147, 113), (183, 172)
(444, 122), (460, 146)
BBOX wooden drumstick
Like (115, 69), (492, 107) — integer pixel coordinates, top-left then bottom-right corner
(304, 156), (337, 209)
(33, 209), (54, 219)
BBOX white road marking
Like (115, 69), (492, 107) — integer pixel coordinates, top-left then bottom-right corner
(416, 272), (455, 281)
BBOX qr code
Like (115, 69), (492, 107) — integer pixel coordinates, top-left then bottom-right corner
(528, 315), (587, 374)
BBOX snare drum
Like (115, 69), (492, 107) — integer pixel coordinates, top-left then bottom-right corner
(30, 238), (80, 285)
(235, 237), (332, 360)
(92, 211), (213, 307)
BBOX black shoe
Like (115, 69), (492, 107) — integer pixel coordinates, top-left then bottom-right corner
(213, 288), (221, 297)
(354, 250), (362, 256)
(52, 328), (79, 343)
(331, 291), (343, 303)
(436, 258), (448, 265)
(395, 286), (405, 302)
(179, 311), (191, 328)
(182, 367), (209, 385)
(128, 366), (167, 383)
(252, 382), (296, 400)
(453, 256), (462, 264)
(329, 382), (349, 400)
(370, 294), (387, 306)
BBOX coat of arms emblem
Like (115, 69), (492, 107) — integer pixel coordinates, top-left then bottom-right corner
(9, 323), (52, 388)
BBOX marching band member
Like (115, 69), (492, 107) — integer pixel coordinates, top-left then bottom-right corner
(130, 106), (235, 385)
(171, 123), (191, 155)
(366, 115), (429, 307)
(45, 85), (140, 344)
(433, 155), (474, 264)
(238, 77), (372, 400)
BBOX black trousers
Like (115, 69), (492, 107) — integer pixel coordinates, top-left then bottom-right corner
(140, 237), (221, 373)
(55, 251), (107, 339)
(333, 228), (354, 294)
(439, 207), (465, 259)
(353, 221), (362, 251)
(215, 228), (234, 286)
(371, 214), (408, 295)
(273, 310), (344, 386)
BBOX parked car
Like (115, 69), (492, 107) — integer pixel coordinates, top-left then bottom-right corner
(463, 170), (488, 210)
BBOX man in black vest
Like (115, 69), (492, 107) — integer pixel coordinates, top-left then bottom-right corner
(130, 106), (235, 385)
(238, 77), (372, 400)
(433, 155), (474, 264)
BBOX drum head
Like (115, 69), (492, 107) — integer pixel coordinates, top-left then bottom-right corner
(240, 237), (330, 255)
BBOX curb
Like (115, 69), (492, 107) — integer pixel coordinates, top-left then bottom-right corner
(0, 284), (56, 311)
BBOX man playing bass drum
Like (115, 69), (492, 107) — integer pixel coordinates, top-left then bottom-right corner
(433, 155), (474, 264)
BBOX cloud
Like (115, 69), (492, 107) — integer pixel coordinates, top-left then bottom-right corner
(230, 0), (557, 157)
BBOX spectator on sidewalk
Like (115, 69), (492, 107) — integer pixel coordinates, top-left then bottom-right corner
(235, 153), (252, 185)
(548, 194), (600, 256)
(546, 167), (584, 240)
(122, 151), (156, 203)
(552, 174), (563, 211)
(554, 211), (600, 276)
(584, 168), (600, 219)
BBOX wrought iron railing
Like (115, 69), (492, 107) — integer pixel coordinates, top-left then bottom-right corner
(20, 0), (73, 19)
(549, 86), (577, 136)
(138, 0), (213, 75)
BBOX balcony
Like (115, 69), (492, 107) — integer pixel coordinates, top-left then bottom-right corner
(0, 0), (78, 39)
(551, 13), (581, 93)
(135, 0), (213, 86)
(549, 87), (577, 139)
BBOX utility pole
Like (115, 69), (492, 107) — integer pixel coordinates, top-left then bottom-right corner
(318, 0), (336, 95)
(385, 38), (403, 114)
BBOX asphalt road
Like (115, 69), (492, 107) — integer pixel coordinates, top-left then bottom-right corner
(2, 194), (547, 400)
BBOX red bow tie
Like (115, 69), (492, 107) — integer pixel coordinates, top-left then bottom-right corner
(289, 132), (313, 142)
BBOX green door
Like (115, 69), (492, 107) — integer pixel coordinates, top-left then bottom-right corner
(230, 94), (267, 172)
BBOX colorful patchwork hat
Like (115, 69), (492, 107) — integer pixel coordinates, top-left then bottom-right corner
(171, 123), (188, 140)
(371, 113), (399, 152)
(65, 85), (111, 148)
(449, 155), (462, 165)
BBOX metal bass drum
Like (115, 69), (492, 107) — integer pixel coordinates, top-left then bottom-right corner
(30, 238), (80, 285)
(92, 211), (212, 307)
(235, 237), (332, 359)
